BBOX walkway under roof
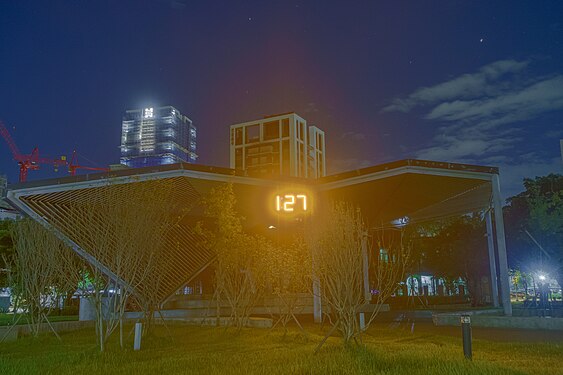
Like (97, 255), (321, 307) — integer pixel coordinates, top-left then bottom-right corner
(5, 159), (508, 310)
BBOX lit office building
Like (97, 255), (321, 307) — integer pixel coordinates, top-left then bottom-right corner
(120, 106), (197, 168)
(229, 112), (326, 178)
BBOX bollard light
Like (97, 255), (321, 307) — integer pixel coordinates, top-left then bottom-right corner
(134, 322), (142, 351)
(461, 314), (472, 360)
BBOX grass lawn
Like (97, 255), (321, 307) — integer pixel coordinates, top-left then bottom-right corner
(0, 322), (562, 375)
(0, 313), (78, 326)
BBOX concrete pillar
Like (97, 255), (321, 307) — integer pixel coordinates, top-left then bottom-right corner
(491, 174), (512, 316)
(485, 210), (500, 307)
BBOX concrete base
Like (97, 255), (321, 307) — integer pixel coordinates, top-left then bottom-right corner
(164, 317), (273, 329)
(0, 320), (94, 342)
(79, 297), (115, 321)
(0, 326), (19, 342)
(433, 310), (563, 331)
(124, 310), (273, 329)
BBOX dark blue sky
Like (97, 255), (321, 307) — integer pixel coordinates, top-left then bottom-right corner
(1, 1), (562, 197)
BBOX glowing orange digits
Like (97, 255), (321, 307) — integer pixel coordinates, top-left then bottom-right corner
(275, 194), (308, 212)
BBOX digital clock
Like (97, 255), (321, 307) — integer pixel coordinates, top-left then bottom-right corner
(275, 194), (308, 212)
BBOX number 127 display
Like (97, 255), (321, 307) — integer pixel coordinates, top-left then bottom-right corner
(275, 194), (308, 212)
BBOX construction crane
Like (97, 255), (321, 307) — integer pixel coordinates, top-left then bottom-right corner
(68, 150), (110, 176)
(0, 120), (68, 182)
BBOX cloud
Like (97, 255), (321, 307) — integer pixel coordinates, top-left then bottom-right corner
(382, 59), (563, 198)
(416, 134), (517, 161)
(424, 75), (563, 126)
(383, 59), (563, 164)
(382, 59), (529, 113)
(545, 128), (563, 139)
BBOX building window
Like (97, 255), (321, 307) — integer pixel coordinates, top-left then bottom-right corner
(282, 118), (289, 137)
(246, 125), (260, 143)
(235, 148), (243, 169)
(263, 120), (279, 140)
(234, 128), (243, 145)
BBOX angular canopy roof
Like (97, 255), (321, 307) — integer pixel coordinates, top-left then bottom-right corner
(6, 159), (498, 304)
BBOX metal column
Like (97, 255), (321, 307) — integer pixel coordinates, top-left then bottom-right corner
(491, 174), (512, 316)
(485, 210), (500, 307)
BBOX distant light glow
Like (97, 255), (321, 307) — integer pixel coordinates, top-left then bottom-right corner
(144, 107), (154, 118)
(391, 216), (410, 227)
(538, 274), (546, 281)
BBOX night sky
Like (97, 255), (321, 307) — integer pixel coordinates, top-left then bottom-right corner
(1, 1), (562, 198)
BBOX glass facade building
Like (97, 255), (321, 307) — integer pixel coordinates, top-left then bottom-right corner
(120, 106), (197, 168)
(229, 112), (325, 178)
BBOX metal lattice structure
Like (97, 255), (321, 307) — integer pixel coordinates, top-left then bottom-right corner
(18, 176), (214, 304)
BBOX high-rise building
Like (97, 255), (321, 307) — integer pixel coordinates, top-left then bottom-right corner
(229, 112), (326, 178)
(120, 106), (197, 168)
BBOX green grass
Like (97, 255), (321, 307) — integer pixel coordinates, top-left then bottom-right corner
(0, 313), (78, 326)
(1, 323), (562, 375)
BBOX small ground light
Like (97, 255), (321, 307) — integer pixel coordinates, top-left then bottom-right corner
(538, 274), (546, 281)
(268, 225), (276, 229)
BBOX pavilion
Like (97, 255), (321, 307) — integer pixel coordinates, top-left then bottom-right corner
(5, 159), (512, 317)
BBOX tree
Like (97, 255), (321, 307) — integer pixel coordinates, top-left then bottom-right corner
(65, 179), (179, 351)
(201, 183), (271, 331)
(8, 219), (81, 338)
(306, 203), (410, 351)
(410, 215), (490, 305)
(505, 174), (563, 291)
(267, 237), (311, 334)
(0, 219), (14, 289)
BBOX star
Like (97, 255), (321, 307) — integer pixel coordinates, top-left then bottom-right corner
(248, 17), (252, 21)
(480, 38), (484, 43)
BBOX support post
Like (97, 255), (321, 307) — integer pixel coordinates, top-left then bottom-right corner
(485, 210), (500, 307)
(362, 232), (371, 302)
(313, 278), (322, 323)
(491, 174), (512, 316)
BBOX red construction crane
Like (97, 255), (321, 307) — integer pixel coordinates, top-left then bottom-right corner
(0, 120), (68, 182)
(68, 150), (110, 176)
